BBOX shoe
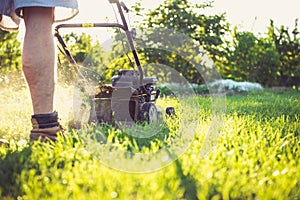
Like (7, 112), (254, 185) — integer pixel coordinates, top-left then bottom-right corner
(30, 125), (65, 142)
(29, 112), (65, 142)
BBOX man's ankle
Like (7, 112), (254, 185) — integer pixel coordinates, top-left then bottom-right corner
(30, 111), (65, 142)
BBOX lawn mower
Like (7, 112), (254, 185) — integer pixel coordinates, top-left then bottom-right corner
(55, 0), (174, 126)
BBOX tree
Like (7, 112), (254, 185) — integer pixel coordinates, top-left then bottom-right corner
(129, 0), (228, 84)
(144, 0), (227, 55)
(217, 29), (280, 87)
(215, 18), (300, 88)
(268, 19), (300, 88)
(0, 29), (21, 73)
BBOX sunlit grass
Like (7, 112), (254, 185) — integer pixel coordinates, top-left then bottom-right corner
(0, 75), (77, 141)
(0, 76), (31, 141)
(0, 75), (299, 199)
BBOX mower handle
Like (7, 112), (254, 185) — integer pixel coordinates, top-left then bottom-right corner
(108, 0), (119, 3)
(109, 0), (129, 12)
(55, 0), (143, 84)
(120, 2), (129, 13)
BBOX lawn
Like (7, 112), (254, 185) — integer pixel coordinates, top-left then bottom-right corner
(0, 77), (299, 199)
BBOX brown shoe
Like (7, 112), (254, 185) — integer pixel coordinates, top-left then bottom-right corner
(29, 112), (65, 142)
(30, 126), (65, 142)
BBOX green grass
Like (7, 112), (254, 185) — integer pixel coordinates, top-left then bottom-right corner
(0, 78), (299, 199)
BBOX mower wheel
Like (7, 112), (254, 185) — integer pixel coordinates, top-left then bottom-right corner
(140, 102), (158, 123)
(166, 107), (175, 116)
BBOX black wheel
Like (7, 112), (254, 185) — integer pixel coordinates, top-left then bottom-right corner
(166, 107), (175, 116)
(140, 102), (158, 123)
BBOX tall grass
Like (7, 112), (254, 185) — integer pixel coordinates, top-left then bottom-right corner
(0, 75), (299, 199)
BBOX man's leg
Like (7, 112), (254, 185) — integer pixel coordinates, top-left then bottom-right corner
(22, 7), (61, 141)
(22, 7), (55, 114)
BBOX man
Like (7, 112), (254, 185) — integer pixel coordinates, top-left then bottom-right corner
(0, 0), (78, 141)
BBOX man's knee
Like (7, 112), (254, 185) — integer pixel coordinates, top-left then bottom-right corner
(23, 7), (54, 29)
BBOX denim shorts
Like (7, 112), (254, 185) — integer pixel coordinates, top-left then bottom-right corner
(0, 0), (78, 31)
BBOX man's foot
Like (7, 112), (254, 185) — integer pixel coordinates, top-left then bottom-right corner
(29, 112), (65, 142)
(30, 126), (65, 142)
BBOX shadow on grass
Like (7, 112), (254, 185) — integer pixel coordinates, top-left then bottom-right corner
(0, 145), (32, 198)
(165, 149), (198, 200)
(82, 121), (172, 153)
(175, 159), (198, 200)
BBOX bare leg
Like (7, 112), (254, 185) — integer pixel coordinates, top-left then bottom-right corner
(22, 7), (55, 114)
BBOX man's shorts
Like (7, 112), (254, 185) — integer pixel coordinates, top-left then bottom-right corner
(0, 0), (78, 31)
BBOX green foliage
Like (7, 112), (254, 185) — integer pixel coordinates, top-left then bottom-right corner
(131, 0), (228, 84)
(217, 19), (300, 88)
(144, 0), (227, 53)
(104, 50), (136, 83)
(0, 145), (32, 198)
(217, 30), (280, 87)
(103, 30), (147, 83)
(0, 29), (21, 73)
(61, 32), (93, 63)
(1, 2), (299, 89)
(57, 32), (106, 84)
(268, 19), (300, 88)
(129, 0), (300, 88)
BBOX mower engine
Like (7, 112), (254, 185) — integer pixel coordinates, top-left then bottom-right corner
(94, 69), (161, 125)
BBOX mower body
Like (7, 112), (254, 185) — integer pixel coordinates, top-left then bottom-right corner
(94, 70), (160, 124)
